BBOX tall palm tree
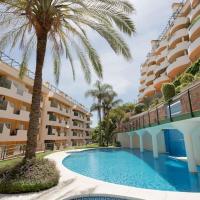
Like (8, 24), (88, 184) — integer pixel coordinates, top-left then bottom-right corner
(102, 91), (122, 117)
(0, 0), (135, 159)
(85, 80), (113, 123)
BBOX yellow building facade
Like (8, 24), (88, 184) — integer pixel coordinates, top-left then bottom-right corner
(0, 52), (91, 156)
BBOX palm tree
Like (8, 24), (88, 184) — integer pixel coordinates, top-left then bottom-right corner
(85, 80), (113, 123)
(102, 91), (122, 117)
(0, 0), (135, 159)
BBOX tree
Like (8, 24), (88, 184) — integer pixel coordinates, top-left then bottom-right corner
(162, 83), (176, 102)
(0, 0), (135, 159)
(85, 81), (113, 123)
(101, 116), (116, 146)
(102, 91), (122, 117)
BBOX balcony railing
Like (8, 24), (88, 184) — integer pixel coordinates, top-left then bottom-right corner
(118, 80), (200, 133)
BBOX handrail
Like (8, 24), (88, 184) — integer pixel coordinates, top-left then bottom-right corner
(0, 51), (89, 113)
(119, 80), (200, 133)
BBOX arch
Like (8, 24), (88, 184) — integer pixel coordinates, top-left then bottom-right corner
(142, 131), (153, 151)
(132, 133), (140, 149)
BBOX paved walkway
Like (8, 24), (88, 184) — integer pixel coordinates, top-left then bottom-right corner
(0, 150), (200, 200)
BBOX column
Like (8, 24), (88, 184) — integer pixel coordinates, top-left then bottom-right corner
(184, 133), (197, 173)
(129, 135), (133, 149)
(152, 135), (158, 158)
(139, 135), (144, 153)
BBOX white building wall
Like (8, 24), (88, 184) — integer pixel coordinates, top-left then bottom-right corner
(117, 132), (130, 148)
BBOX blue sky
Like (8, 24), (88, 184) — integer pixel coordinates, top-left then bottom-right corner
(6, 0), (178, 127)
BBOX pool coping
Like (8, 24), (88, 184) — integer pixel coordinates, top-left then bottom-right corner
(0, 148), (200, 200)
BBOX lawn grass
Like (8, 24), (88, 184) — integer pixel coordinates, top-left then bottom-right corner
(0, 150), (53, 171)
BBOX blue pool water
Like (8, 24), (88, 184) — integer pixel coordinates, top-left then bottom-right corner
(62, 149), (200, 192)
(69, 196), (129, 200)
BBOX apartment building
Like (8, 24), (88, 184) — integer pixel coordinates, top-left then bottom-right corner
(0, 52), (92, 156)
(138, 0), (200, 102)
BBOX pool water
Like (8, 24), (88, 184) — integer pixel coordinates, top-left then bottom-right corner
(62, 149), (200, 192)
(69, 196), (129, 200)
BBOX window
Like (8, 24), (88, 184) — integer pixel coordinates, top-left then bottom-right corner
(74, 111), (79, 116)
(49, 113), (56, 121)
(73, 132), (77, 136)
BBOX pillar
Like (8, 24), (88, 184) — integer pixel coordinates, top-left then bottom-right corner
(184, 133), (197, 173)
(152, 135), (158, 158)
(172, 120), (199, 173)
(129, 135), (133, 149)
(139, 135), (144, 152)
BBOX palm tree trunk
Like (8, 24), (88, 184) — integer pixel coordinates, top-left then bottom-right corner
(97, 99), (102, 146)
(25, 32), (48, 160)
(98, 108), (102, 124)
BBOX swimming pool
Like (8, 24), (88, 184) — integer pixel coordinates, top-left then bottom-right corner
(68, 195), (130, 200)
(62, 149), (200, 192)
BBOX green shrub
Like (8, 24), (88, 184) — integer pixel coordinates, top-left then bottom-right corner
(175, 85), (182, 94)
(186, 59), (200, 75)
(162, 83), (176, 102)
(173, 77), (181, 87)
(134, 103), (145, 114)
(180, 73), (194, 85)
(114, 141), (121, 147)
(195, 72), (200, 81)
(0, 158), (59, 194)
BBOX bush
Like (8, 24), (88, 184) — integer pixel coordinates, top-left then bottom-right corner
(180, 73), (194, 85)
(186, 59), (200, 75)
(195, 72), (200, 81)
(134, 103), (145, 114)
(175, 85), (182, 94)
(173, 77), (181, 87)
(0, 158), (59, 194)
(162, 83), (176, 102)
(114, 141), (121, 147)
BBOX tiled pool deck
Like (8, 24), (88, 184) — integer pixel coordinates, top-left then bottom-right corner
(0, 149), (200, 200)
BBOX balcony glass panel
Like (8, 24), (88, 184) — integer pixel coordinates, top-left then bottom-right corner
(0, 76), (11, 89)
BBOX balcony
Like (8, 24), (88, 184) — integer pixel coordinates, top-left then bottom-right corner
(190, 4), (200, 22)
(155, 40), (167, 55)
(169, 28), (188, 48)
(0, 124), (27, 142)
(139, 84), (145, 92)
(148, 55), (156, 66)
(155, 60), (169, 76)
(170, 17), (189, 35)
(147, 64), (157, 75)
(167, 55), (191, 78)
(157, 48), (168, 64)
(141, 67), (147, 75)
(0, 101), (30, 121)
(73, 114), (85, 121)
(189, 17), (200, 42)
(47, 101), (71, 117)
(140, 75), (146, 84)
(48, 115), (69, 128)
(167, 41), (189, 63)
(0, 77), (32, 104)
(188, 37), (200, 62)
(45, 127), (68, 140)
(71, 123), (85, 130)
(190, 0), (199, 9)
(145, 74), (155, 86)
(154, 74), (170, 90)
(138, 93), (144, 102)
(143, 85), (155, 97)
